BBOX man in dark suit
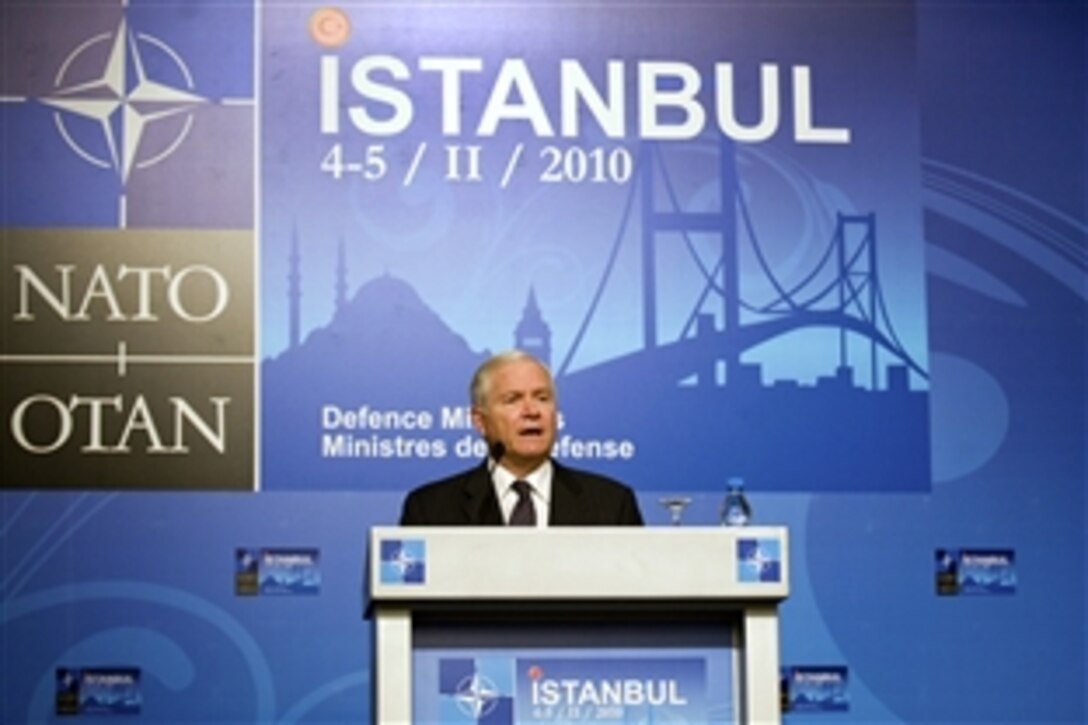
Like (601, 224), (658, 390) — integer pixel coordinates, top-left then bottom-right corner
(400, 350), (643, 526)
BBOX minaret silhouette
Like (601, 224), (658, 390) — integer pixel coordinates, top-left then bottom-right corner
(335, 236), (348, 312)
(515, 286), (551, 367)
(288, 222), (301, 350)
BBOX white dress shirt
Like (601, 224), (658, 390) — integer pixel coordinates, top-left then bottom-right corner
(491, 459), (552, 527)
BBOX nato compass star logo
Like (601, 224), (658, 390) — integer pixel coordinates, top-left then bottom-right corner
(1, 4), (254, 228)
(41, 17), (205, 187)
(454, 672), (501, 719)
(738, 538), (782, 583)
(379, 539), (426, 584)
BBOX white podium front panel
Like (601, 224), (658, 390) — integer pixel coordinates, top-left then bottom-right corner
(370, 526), (788, 603)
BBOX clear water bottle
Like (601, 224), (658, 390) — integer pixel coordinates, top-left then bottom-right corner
(721, 476), (752, 526)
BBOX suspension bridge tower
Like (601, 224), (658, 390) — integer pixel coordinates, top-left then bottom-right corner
(640, 138), (740, 381)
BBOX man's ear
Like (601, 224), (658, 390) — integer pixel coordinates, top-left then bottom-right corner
(470, 407), (486, 437)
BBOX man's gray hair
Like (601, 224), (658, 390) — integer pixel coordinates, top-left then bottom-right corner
(469, 350), (553, 408)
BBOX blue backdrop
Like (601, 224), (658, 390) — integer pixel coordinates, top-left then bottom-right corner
(1, 1), (1084, 723)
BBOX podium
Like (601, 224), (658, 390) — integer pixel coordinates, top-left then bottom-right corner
(368, 526), (789, 723)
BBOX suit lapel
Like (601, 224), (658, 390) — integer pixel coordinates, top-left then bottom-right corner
(549, 462), (585, 525)
(462, 463), (504, 525)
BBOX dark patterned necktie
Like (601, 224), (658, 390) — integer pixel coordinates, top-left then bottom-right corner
(508, 480), (536, 526)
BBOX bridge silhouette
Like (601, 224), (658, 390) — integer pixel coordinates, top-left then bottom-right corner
(558, 138), (927, 391)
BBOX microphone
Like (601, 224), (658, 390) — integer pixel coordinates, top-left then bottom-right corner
(488, 440), (506, 472)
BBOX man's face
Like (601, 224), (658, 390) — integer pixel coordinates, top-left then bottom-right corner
(472, 358), (557, 475)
